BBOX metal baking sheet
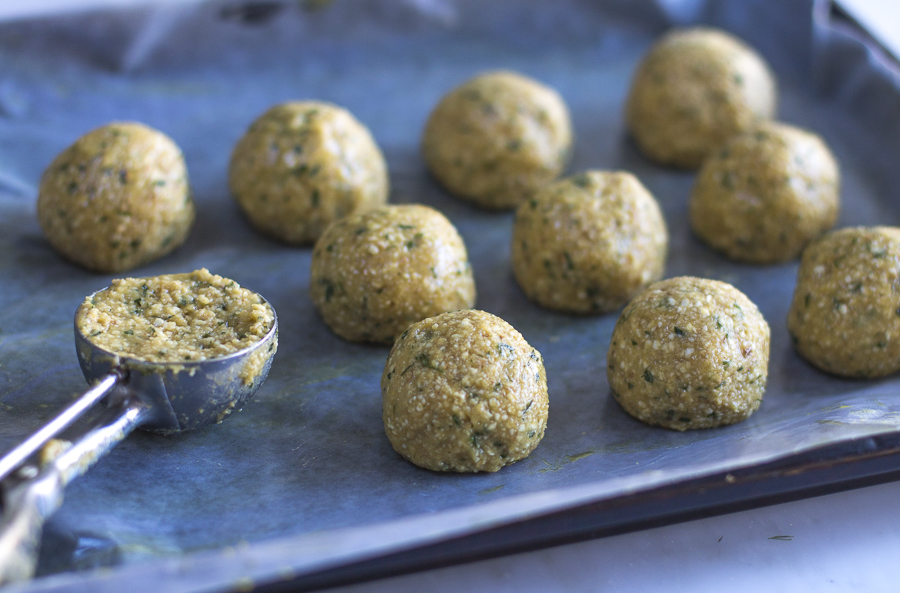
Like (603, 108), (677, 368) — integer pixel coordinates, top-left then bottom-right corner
(1, 0), (899, 590)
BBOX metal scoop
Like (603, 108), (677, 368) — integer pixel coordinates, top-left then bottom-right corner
(0, 289), (278, 583)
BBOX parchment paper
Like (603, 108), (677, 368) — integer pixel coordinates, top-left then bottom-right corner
(1, 0), (899, 590)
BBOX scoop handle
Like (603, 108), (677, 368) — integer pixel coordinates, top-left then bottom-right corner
(0, 392), (149, 584)
(0, 370), (125, 484)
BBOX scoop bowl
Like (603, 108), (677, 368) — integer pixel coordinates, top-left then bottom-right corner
(73, 292), (279, 434)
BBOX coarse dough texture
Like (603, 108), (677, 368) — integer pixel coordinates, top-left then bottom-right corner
(511, 170), (668, 314)
(607, 276), (770, 430)
(626, 27), (777, 169)
(229, 101), (389, 245)
(76, 268), (275, 365)
(310, 204), (476, 343)
(37, 122), (194, 273)
(788, 227), (900, 378)
(690, 122), (840, 263)
(422, 70), (573, 210)
(381, 309), (548, 473)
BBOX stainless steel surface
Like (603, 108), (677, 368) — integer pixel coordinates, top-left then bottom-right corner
(0, 393), (150, 584)
(0, 0), (898, 591)
(0, 292), (278, 583)
(0, 372), (120, 484)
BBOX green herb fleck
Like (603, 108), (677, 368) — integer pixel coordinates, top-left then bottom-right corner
(415, 353), (442, 373)
(643, 369), (654, 383)
(497, 342), (516, 357)
(721, 171), (734, 190)
(323, 280), (334, 302)
(572, 174), (591, 188)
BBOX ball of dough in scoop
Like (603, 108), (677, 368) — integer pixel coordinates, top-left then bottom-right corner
(689, 122), (840, 263)
(626, 27), (777, 169)
(607, 277), (770, 430)
(788, 227), (900, 378)
(229, 101), (389, 245)
(382, 309), (548, 473)
(422, 70), (573, 210)
(310, 204), (475, 343)
(37, 122), (194, 273)
(511, 170), (668, 314)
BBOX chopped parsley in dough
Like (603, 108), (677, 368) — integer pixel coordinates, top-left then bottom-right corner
(690, 122), (840, 263)
(626, 27), (777, 169)
(607, 277), (770, 430)
(788, 227), (900, 378)
(229, 101), (388, 245)
(512, 170), (668, 314)
(76, 269), (275, 366)
(310, 204), (476, 343)
(37, 122), (194, 273)
(422, 70), (573, 210)
(382, 309), (548, 473)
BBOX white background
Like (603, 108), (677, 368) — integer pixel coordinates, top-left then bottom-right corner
(2, 0), (900, 591)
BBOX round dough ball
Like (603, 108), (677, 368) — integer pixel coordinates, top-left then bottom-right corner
(37, 122), (194, 273)
(690, 122), (840, 263)
(788, 227), (900, 378)
(511, 170), (668, 314)
(229, 101), (389, 245)
(422, 70), (573, 210)
(382, 309), (548, 473)
(626, 27), (777, 169)
(310, 204), (476, 343)
(607, 277), (770, 430)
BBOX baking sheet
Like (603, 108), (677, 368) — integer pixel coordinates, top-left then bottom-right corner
(1, 0), (900, 590)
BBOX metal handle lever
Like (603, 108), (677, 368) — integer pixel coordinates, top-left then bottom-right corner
(0, 369), (126, 485)
(0, 392), (150, 584)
